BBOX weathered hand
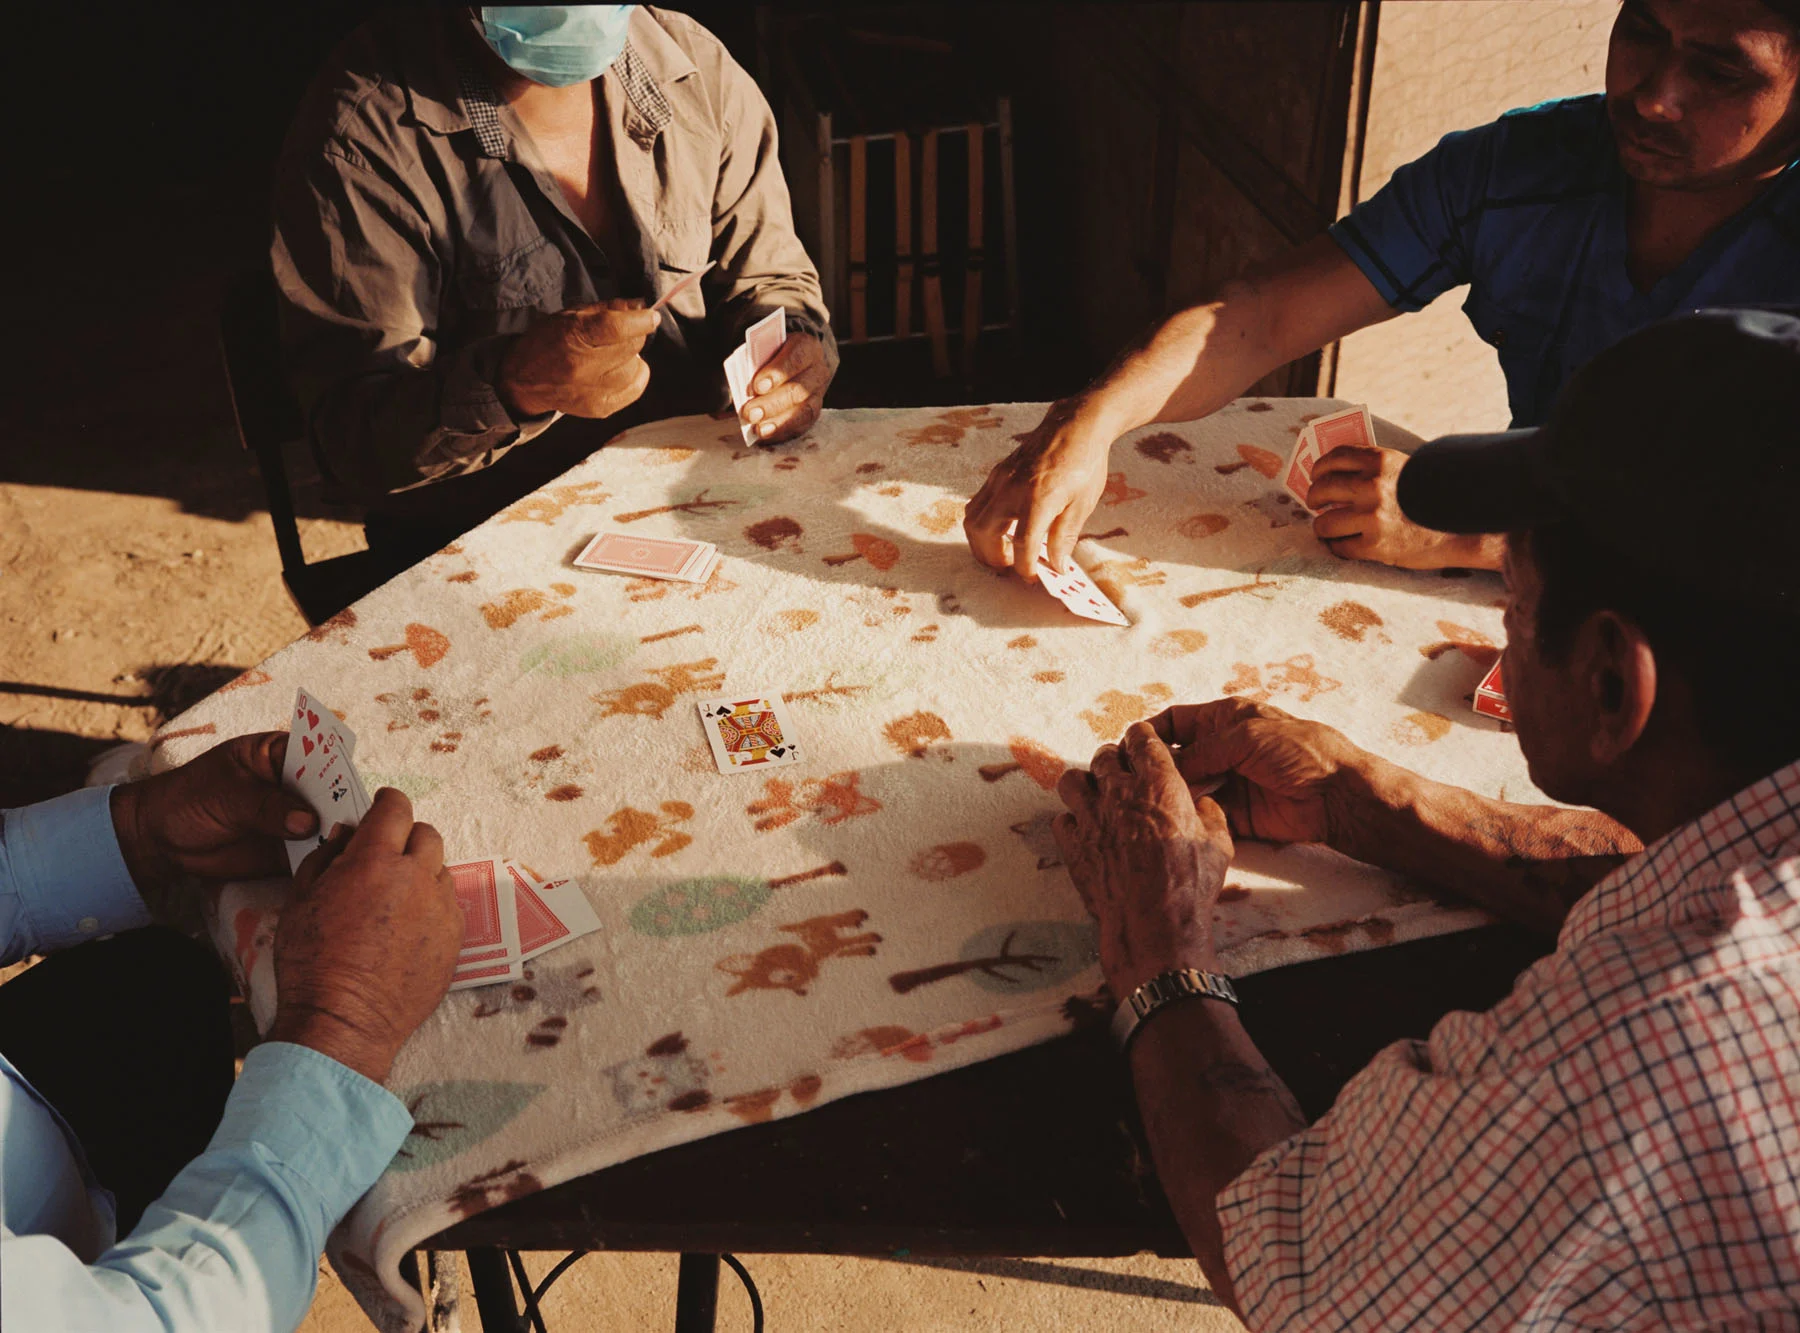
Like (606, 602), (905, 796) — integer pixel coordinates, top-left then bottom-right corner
(741, 332), (832, 444)
(1148, 697), (1389, 851)
(265, 788), (462, 1084)
(110, 732), (318, 910)
(1307, 445), (1498, 569)
(964, 399), (1114, 580)
(1052, 721), (1234, 997)
(499, 298), (659, 420)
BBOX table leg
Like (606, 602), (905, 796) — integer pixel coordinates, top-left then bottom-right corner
(468, 1247), (522, 1333)
(674, 1253), (720, 1333)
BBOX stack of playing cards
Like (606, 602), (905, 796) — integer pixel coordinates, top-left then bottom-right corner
(1472, 660), (1511, 722)
(697, 692), (804, 774)
(281, 687), (601, 991)
(1283, 404), (1378, 512)
(449, 856), (602, 991)
(575, 533), (720, 584)
(723, 307), (788, 445)
(1034, 549), (1130, 627)
(282, 687), (371, 873)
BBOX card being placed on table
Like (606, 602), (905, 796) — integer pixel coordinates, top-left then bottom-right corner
(1034, 551), (1130, 626)
(575, 532), (717, 583)
(281, 686), (372, 874)
(697, 692), (803, 774)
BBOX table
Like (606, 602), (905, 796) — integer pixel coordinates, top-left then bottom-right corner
(151, 400), (1542, 1332)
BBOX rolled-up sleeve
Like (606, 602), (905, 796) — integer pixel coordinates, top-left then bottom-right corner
(0, 787), (149, 965)
(272, 144), (553, 499)
(1329, 121), (1497, 314)
(705, 48), (838, 378)
(1, 1043), (413, 1333)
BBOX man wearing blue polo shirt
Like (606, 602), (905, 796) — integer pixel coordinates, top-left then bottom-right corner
(965, 0), (1800, 576)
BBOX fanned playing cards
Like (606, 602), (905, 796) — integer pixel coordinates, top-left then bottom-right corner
(723, 307), (787, 445)
(282, 687), (371, 873)
(1283, 404), (1377, 512)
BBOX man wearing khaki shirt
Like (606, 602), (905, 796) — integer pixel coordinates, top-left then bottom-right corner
(274, 5), (837, 564)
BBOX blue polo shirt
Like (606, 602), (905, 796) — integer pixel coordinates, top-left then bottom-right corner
(1331, 94), (1800, 427)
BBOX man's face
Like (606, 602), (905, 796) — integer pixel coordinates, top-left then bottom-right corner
(1500, 537), (1593, 804)
(1606, 0), (1800, 187)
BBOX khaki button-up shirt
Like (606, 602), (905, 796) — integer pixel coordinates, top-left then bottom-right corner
(272, 6), (835, 501)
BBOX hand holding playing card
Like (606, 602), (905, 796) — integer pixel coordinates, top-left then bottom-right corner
(1306, 444), (1498, 570)
(738, 330), (831, 444)
(265, 787), (462, 1084)
(110, 731), (318, 914)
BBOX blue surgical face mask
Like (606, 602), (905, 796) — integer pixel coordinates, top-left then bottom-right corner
(477, 6), (637, 87)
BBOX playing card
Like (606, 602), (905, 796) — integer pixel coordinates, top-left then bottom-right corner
(282, 687), (372, 874)
(450, 956), (523, 991)
(1283, 425), (1322, 510)
(507, 861), (602, 962)
(1472, 660), (1511, 722)
(1034, 554), (1130, 627)
(575, 533), (717, 582)
(449, 856), (520, 968)
(649, 260), (715, 313)
(745, 307), (787, 371)
(697, 693), (803, 774)
(1308, 404), (1377, 454)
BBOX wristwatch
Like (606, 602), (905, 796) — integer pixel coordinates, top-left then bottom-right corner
(1110, 967), (1239, 1052)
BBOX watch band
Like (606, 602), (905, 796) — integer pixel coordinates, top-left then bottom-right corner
(1110, 967), (1239, 1052)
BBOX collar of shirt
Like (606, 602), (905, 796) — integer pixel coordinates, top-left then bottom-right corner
(396, 8), (693, 157)
(1560, 756), (1800, 951)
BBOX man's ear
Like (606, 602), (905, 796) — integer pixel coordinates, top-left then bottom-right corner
(1581, 610), (1657, 765)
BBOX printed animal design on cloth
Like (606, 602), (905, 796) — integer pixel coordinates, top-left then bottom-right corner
(374, 687), (493, 754)
(1234, 443), (1283, 477)
(1392, 711), (1453, 746)
(1148, 629), (1209, 659)
(883, 710), (953, 758)
(612, 488), (741, 525)
(887, 922), (1099, 995)
(367, 622), (450, 667)
(305, 607), (358, 644)
(843, 584), (915, 627)
(1244, 492), (1304, 527)
(593, 659), (726, 719)
(976, 737), (1064, 788)
(1009, 810), (1064, 869)
(720, 1074), (824, 1125)
(766, 609), (821, 637)
(822, 534), (901, 570)
(716, 910), (883, 997)
(446, 1160), (543, 1218)
(521, 744), (594, 802)
(784, 672), (872, 707)
(499, 481), (610, 525)
(908, 842), (986, 881)
(1088, 556), (1166, 603)
(389, 1081), (544, 1173)
(898, 405), (1004, 446)
(481, 584), (578, 630)
(583, 802), (696, 865)
(1223, 655), (1341, 705)
(470, 960), (604, 1050)
(623, 564), (739, 603)
(1079, 684), (1174, 740)
(746, 771), (882, 832)
(603, 1032), (718, 1115)
(1177, 512), (1231, 539)
(1099, 471), (1147, 506)
(915, 498), (965, 534)
(829, 1015), (1005, 1064)
(628, 863), (848, 937)
(219, 669), (273, 694)
(1419, 620), (1501, 668)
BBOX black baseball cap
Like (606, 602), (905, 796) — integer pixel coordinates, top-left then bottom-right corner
(1396, 307), (1800, 616)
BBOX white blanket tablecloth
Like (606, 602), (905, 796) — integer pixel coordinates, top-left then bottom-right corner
(150, 400), (1531, 1330)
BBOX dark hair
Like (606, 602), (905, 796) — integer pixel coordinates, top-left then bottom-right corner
(1524, 522), (1800, 780)
(1763, 0), (1800, 38)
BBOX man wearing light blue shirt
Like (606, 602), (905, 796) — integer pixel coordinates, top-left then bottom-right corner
(0, 732), (463, 1332)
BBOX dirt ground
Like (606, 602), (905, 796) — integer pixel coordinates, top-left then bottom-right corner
(2, 175), (1239, 1330)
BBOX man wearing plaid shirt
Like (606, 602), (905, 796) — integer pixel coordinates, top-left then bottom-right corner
(1053, 308), (1800, 1329)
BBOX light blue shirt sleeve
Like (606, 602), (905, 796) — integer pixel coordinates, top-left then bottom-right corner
(0, 785), (151, 964)
(2, 1043), (413, 1333)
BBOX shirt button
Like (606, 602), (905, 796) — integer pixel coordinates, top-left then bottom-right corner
(77, 916), (99, 933)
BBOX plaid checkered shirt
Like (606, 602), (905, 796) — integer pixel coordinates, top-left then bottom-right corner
(1219, 758), (1800, 1329)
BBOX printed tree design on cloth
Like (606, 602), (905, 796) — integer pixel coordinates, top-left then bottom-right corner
(888, 921), (1099, 996)
(519, 632), (637, 678)
(628, 863), (848, 936)
(388, 1081), (545, 1174)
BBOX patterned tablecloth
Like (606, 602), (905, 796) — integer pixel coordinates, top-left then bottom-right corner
(150, 400), (1534, 1330)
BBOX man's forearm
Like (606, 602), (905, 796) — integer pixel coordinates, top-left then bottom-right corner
(1340, 759), (1641, 932)
(1129, 998), (1307, 1314)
